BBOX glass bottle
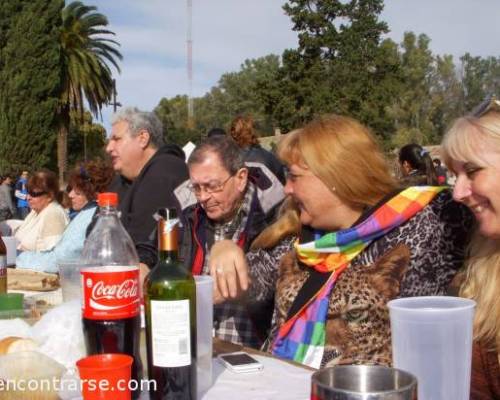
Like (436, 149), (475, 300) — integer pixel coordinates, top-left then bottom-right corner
(81, 192), (143, 399)
(144, 208), (197, 400)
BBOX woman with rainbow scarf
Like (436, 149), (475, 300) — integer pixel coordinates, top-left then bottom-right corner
(209, 114), (473, 368)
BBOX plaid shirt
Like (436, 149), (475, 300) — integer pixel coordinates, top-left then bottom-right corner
(201, 184), (262, 348)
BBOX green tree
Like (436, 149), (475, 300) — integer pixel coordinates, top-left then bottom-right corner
(199, 55), (281, 134)
(271, 0), (391, 133)
(459, 53), (500, 112)
(155, 55), (282, 143)
(387, 32), (436, 147)
(429, 54), (463, 140)
(155, 95), (200, 146)
(0, 0), (62, 173)
(58, 1), (122, 185)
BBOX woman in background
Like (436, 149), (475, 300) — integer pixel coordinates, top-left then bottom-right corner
(14, 170), (68, 252)
(398, 143), (438, 186)
(230, 115), (286, 184)
(16, 160), (114, 273)
(441, 101), (500, 399)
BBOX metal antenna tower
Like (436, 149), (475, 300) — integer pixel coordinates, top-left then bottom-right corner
(187, 0), (194, 129)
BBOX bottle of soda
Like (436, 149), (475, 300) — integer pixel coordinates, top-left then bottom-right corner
(144, 208), (197, 400)
(0, 236), (7, 293)
(81, 192), (143, 399)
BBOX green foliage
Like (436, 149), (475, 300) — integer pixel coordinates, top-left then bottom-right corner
(155, 96), (201, 146)
(59, 1), (122, 118)
(271, 0), (391, 133)
(57, 1), (122, 183)
(0, 0), (63, 173)
(460, 53), (500, 112)
(386, 32), (436, 146)
(68, 111), (106, 165)
(155, 55), (283, 145)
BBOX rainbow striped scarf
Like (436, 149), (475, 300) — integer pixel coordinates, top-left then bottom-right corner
(271, 186), (445, 368)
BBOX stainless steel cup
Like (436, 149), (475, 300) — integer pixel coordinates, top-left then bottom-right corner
(311, 365), (417, 400)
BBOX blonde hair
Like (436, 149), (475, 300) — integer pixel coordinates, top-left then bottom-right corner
(278, 114), (397, 209)
(460, 236), (500, 349)
(442, 111), (500, 173)
(442, 110), (500, 349)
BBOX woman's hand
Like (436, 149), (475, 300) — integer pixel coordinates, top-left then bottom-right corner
(209, 240), (250, 302)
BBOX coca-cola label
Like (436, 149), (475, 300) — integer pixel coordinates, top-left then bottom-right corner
(81, 266), (140, 320)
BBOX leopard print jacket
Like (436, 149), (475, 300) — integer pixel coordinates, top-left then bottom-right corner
(247, 190), (474, 367)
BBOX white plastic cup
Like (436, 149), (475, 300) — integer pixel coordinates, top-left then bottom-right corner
(58, 259), (86, 302)
(388, 296), (476, 400)
(195, 275), (214, 396)
(3, 236), (17, 266)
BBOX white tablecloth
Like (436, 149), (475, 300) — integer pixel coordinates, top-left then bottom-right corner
(202, 354), (313, 400)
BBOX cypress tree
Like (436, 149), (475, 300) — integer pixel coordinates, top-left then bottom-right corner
(0, 0), (63, 173)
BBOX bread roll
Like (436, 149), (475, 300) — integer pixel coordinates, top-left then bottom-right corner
(0, 336), (38, 354)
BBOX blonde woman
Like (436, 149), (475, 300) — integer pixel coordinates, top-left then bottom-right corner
(211, 115), (473, 367)
(442, 100), (500, 399)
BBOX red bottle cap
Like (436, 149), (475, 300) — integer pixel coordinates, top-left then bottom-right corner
(98, 192), (118, 207)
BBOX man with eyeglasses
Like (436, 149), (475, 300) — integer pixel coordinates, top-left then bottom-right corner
(174, 135), (285, 348)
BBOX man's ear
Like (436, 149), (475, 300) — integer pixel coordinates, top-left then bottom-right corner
(137, 129), (151, 149)
(236, 167), (248, 192)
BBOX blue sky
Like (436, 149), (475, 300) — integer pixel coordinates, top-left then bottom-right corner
(89, 0), (500, 134)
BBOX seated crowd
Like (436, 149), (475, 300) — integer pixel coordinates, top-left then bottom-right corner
(1, 106), (498, 399)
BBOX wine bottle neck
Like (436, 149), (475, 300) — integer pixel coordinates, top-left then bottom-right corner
(158, 219), (179, 252)
(158, 250), (179, 263)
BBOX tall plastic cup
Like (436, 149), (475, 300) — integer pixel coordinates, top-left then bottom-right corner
(311, 365), (417, 400)
(388, 296), (476, 400)
(195, 275), (214, 396)
(76, 353), (133, 400)
(58, 259), (86, 302)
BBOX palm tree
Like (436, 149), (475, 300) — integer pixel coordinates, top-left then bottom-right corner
(58, 1), (122, 185)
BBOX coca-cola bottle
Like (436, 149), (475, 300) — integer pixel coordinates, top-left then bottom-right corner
(81, 192), (143, 399)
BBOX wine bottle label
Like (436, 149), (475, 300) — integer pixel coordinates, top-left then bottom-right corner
(151, 299), (191, 367)
(81, 265), (140, 320)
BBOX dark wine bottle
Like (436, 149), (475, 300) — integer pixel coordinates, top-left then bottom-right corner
(144, 208), (197, 400)
(0, 236), (7, 293)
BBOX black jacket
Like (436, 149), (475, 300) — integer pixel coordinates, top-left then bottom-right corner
(244, 144), (286, 185)
(107, 144), (188, 266)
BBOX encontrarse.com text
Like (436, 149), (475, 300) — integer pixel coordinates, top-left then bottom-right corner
(0, 378), (157, 392)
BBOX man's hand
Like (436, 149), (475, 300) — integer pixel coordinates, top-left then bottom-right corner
(209, 240), (250, 301)
(139, 262), (150, 289)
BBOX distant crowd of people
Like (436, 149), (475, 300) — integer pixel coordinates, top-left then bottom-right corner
(1, 102), (499, 399)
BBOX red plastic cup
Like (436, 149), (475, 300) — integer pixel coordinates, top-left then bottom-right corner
(76, 353), (133, 400)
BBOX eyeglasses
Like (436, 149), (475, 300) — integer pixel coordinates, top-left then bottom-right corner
(187, 174), (234, 195)
(471, 95), (500, 118)
(28, 190), (47, 198)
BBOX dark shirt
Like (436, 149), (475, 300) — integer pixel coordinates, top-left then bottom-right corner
(106, 144), (188, 267)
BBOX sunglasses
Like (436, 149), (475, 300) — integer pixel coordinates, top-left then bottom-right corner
(471, 95), (500, 118)
(28, 190), (47, 198)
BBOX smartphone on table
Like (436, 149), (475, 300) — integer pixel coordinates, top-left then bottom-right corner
(217, 351), (264, 373)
